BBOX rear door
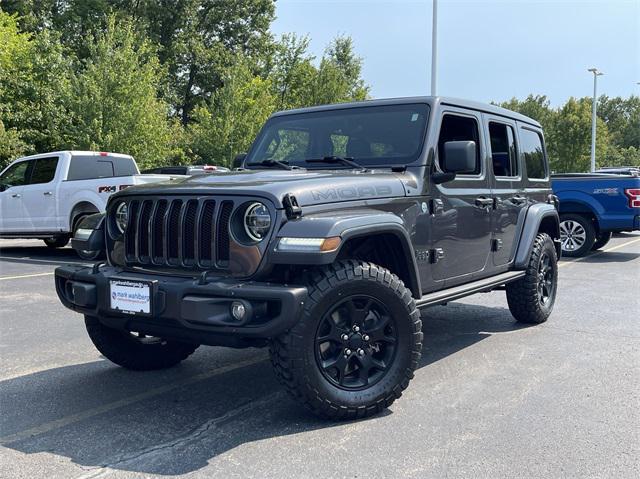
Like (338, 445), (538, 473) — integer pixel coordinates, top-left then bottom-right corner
(483, 115), (527, 267)
(429, 108), (495, 285)
(0, 160), (31, 232)
(21, 156), (61, 231)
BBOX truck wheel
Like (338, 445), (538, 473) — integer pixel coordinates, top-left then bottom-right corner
(559, 214), (595, 257)
(269, 260), (423, 420)
(506, 233), (558, 324)
(592, 231), (612, 251)
(43, 235), (70, 248)
(85, 316), (199, 370)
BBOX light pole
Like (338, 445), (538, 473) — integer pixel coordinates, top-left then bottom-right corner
(588, 68), (603, 172)
(431, 0), (438, 96)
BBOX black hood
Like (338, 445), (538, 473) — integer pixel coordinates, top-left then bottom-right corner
(115, 169), (408, 207)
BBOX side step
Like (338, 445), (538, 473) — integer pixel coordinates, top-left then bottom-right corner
(415, 271), (525, 308)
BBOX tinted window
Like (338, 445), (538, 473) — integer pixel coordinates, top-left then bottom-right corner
(30, 157), (58, 184)
(520, 128), (547, 179)
(113, 157), (138, 176)
(0, 161), (31, 188)
(437, 114), (481, 175)
(68, 157), (114, 180)
(247, 104), (429, 167)
(489, 122), (518, 177)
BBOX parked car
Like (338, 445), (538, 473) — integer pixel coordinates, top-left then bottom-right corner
(142, 165), (230, 175)
(552, 173), (640, 256)
(595, 166), (639, 177)
(0, 151), (182, 259)
(55, 97), (561, 419)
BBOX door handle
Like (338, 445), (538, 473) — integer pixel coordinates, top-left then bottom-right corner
(511, 195), (527, 205)
(43, 191), (53, 196)
(11, 193), (21, 198)
(474, 197), (493, 208)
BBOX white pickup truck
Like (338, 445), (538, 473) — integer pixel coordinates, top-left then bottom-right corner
(0, 151), (179, 258)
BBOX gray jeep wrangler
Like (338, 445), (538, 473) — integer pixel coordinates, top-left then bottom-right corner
(55, 97), (561, 419)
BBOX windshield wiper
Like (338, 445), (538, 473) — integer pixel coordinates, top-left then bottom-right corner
(245, 159), (293, 170)
(305, 156), (367, 171)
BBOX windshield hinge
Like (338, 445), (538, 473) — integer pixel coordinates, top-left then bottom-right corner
(283, 193), (302, 219)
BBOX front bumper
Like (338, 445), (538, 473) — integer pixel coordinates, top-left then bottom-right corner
(55, 264), (307, 347)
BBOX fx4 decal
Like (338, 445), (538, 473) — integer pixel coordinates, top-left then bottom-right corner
(98, 185), (132, 193)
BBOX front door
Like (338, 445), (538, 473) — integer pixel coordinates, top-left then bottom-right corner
(0, 160), (31, 233)
(21, 156), (60, 231)
(430, 109), (494, 285)
(483, 115), (527, 266)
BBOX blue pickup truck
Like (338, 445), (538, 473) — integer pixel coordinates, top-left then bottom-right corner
(552, 173), (640, 257)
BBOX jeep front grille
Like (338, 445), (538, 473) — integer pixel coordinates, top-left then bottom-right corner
(123, 197), (234, 269)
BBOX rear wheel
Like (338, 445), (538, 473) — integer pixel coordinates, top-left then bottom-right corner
(506, 233), (558, 324)
(269, 260), (422, 420)
(592, 231), (612, 250)
(43, 235), (70, 248)
(559, 214), (595, 257)
(85, 316), (199, 370)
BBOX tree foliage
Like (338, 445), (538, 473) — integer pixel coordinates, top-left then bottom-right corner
(1, 2), (638, 174)
(498, 94), (639, 172)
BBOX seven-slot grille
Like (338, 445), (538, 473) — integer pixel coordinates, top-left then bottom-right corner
(122, 198), (234, 269)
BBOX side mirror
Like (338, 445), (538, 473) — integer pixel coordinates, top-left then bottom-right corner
(232, 153), (246, 169)
(443, 141), (476, 173)
(432, 141), (477, 184)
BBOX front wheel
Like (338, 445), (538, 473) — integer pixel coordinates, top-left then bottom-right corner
(85, 316), (199, 370)
(269, 260), (423, 420)
(506, 233), (558, 324)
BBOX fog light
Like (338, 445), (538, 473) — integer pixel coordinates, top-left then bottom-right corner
(231, 301), (247, 321)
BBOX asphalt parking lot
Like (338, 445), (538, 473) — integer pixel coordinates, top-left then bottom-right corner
(0, 235), (639, 479)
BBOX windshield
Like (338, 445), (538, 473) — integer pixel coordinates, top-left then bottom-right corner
(246, 103), (430, 168)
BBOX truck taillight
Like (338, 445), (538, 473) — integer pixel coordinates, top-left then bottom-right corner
(625, 188), (640, 208)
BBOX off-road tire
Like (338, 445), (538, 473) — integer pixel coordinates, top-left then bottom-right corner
(85, 316), (199, 370)
(44, 235), (70, 248)
(559, 213), (595, 257)
(592, 231), (612, 251)
(506, 233), (558, 324)
(269, 260), (423, 420)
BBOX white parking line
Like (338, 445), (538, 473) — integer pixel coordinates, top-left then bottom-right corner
(559, 237), (640, 268)
(0, 272), (55, 281)
(0, 256), (87, 266)
(0, 355), (267, 445)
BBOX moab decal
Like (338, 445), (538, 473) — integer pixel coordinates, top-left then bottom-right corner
(311, 185), (393, 201)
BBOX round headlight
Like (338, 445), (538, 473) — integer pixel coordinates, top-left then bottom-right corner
(114, 202), (129, 233)
(243, 202), (271, 242)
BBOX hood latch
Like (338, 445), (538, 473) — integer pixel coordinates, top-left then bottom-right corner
(283, 193), (302, 219)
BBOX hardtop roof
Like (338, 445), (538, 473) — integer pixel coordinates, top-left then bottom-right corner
(270, 96), (542, 128)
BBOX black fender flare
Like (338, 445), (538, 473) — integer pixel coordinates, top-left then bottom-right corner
(269, 213), (422, 297)
(514, 203), (561, 268)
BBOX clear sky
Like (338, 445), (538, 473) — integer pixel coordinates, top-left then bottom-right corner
(271, 0), (640, 105)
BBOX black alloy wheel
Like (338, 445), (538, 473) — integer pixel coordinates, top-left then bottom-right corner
(315, 295), (397, 390)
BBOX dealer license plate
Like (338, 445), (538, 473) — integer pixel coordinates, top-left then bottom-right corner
(110, 280), (151, 315)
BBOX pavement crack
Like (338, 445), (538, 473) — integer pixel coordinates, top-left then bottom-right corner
(74, 391), (284, 479)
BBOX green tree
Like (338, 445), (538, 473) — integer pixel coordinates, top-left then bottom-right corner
(188, 57), (276, 166)
(0, 10), (72, 165)
(66, 16), (174, 169)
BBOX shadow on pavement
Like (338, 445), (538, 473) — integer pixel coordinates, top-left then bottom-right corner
(578, 251), (640, 263)
(1, 302), (529, 476)
(0, 244), (87, 266)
